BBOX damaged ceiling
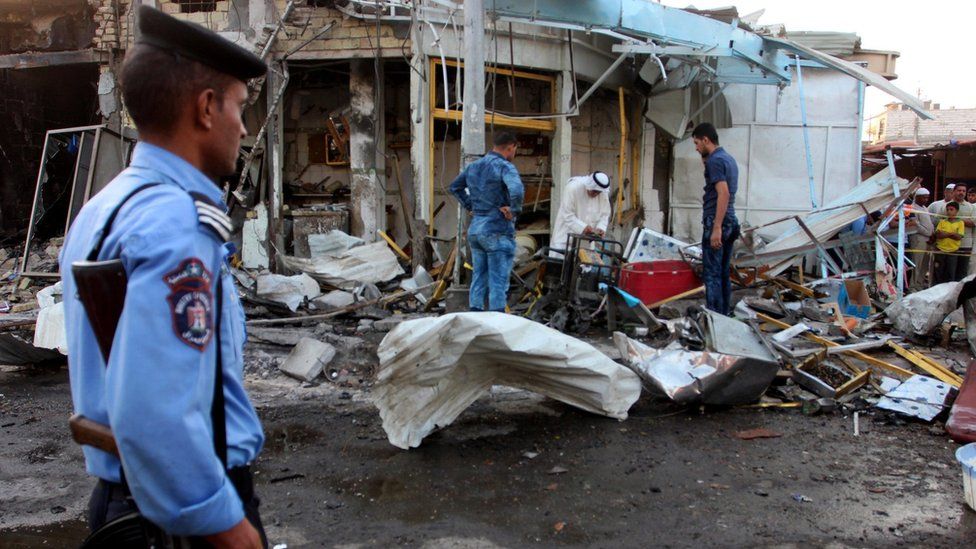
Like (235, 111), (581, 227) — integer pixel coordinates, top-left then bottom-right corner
(0, 0), (95, 53)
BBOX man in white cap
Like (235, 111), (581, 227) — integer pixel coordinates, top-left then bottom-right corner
(928, 183), (955, 214)
(908, 187), (934, 291)
(549, 171), (612, 258)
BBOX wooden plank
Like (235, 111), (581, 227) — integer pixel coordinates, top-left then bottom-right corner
(835, 370), (871, 398)
(911, 350), (963, 382)
(757, 272), (816, 298)
(887, 342), (962, 387)
(377, 230), (410, 262)
(431, 109), (556, 132)
(756, 312), (914, 378)
(645, 286), (705, 309)
(0, 49), (107, 70)
(425, 244), (457, 312)
(437, 58), (557, 83)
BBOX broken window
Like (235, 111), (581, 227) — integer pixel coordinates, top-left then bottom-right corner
(175, 0), (216, 14)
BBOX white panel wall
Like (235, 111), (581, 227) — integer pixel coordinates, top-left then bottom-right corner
(669, 67), (862, 242)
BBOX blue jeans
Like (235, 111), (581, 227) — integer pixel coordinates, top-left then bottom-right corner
(469, 232), (515, 312)
(702, 215), (739, 316)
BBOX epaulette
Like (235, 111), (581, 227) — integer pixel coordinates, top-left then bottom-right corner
(190, 192), (233, 242)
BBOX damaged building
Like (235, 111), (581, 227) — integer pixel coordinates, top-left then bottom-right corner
(0, 0), (931, 278)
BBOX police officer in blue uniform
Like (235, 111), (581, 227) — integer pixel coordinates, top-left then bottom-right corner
(61, 6), (268, 547)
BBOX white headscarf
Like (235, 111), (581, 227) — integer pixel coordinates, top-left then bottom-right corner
(583, 171), (611, 193)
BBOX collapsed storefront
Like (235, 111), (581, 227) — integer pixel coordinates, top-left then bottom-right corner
(0, 0), (932, 279)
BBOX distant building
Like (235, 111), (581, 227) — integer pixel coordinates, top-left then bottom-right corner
(868, 102), (976, 146)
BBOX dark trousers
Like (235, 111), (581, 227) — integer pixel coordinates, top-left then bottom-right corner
(935, 253), (959, 285)
(88, 466), (267, 548)
(956, 248), (971, 281)
(702, 216), (740, 316)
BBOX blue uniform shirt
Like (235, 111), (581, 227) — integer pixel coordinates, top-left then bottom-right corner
(449, 151), (525, 237)
(702, 146), (738, 223)
(60, 142), (263, 536)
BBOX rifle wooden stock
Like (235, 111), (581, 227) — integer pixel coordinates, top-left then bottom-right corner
(69, 414), (119, 458)
(71, 259), (128, 362)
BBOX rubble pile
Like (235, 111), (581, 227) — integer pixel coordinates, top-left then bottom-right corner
(3, 211), (975, 457)
(0, 238), (64, 367)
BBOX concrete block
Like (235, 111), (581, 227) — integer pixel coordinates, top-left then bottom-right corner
(161, 3), (181, 14)
(279, 337), (336, 382)
(311, 290), (355, 311)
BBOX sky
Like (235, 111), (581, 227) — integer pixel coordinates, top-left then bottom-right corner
(659, 0), (976, 117)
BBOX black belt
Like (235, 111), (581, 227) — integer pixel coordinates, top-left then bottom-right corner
(103, 465), (254, 504)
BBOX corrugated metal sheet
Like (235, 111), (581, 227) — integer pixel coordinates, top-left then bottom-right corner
(785, 31), (861, 57)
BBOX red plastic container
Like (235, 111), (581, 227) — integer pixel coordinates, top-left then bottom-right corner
(618, 260), (700, 306)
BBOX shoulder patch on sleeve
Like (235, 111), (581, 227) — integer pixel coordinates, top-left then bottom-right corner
(163, 258), (214, 351)
(189, 192), (234, 242)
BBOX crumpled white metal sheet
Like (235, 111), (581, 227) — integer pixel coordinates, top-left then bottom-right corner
(373, 313), (642, 449)
(755, 169), (910, 260)
(283, 241), (404, 290)
(885, 275), (976, 336)
(877, 375), (953, 422)
(256, 272), (321, 312)
(613, 332), (779, 406)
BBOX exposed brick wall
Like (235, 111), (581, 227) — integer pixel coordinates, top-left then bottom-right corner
(90, 0), (130, 50)
(273, 4), (405, 58)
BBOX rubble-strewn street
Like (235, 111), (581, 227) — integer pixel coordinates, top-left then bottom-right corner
(3, 354), (976, 547)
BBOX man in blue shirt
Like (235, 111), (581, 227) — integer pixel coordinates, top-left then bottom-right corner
(449, 131), (525, 311)
(692, 122), (740, 316)
(61, 7), (267, 547)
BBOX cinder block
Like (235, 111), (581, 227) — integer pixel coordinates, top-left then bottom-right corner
(161, 2), (181, 14)
(279, 337), (336, 382)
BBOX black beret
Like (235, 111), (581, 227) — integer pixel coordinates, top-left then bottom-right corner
(136, 5), (267, 82)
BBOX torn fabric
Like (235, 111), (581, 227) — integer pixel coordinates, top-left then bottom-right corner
(373, 313), (642, 449)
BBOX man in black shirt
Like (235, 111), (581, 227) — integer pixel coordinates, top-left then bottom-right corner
(692, 123), (740, 316)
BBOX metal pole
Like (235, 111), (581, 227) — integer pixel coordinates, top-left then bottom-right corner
(455, 0), (485, 282)
(886, 148), (906, 298)
(795, 55), (827, 278)
(573, 51), (628, 111)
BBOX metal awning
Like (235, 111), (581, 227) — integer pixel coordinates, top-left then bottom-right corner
(765, 37), (933, 120)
